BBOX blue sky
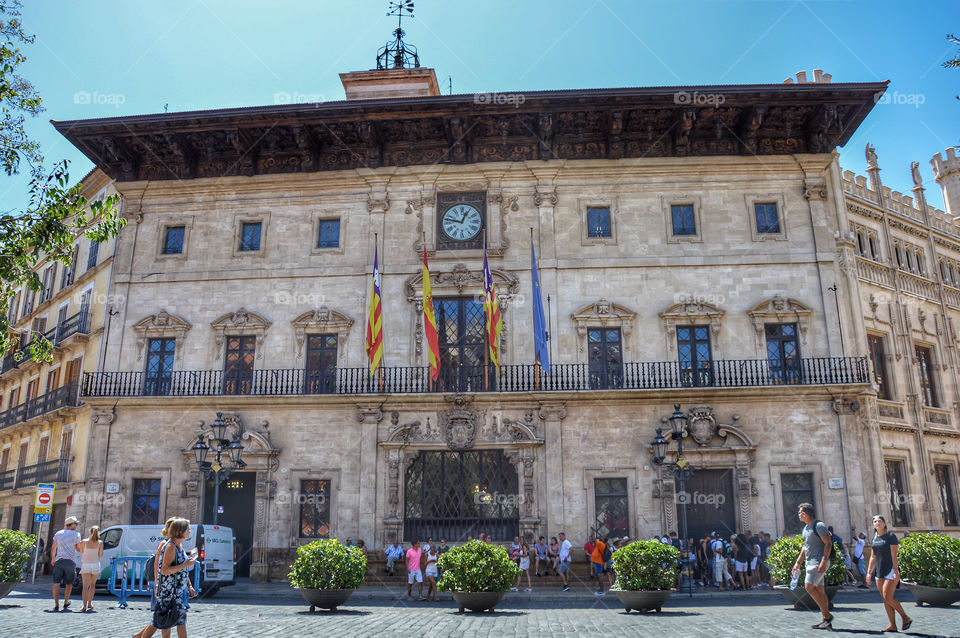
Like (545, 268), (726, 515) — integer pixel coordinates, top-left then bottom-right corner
(2, 0), (957, 209)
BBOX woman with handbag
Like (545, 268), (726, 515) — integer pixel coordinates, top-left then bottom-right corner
(152, 518), (197, 638)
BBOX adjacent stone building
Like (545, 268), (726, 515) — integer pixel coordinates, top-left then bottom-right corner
(45, 62), (960, 582)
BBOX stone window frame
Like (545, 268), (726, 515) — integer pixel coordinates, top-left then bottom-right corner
(155, 215), (194, 261)
(291, 309), (354, 361)
(937, 256), (960, 288)
(210, 309), (272, 361)
(746, 295), (812, 357)
(744, 193), (788, 242)
(133, 310), (192, 364)
(914, 341), (941, 408)
(881, 454), (912, 527)
(579, 196), (618, 246)
(931, 458), (960, 528)
(571, 299), (637, 363)
(769, 463), (823, 538)
(232, 212), (270, 258)
(584, 468), (637, 540)
(129, 474), (167, 525)
(311, 214), (345, 255)
(659, 301), (725, 360)
(866, 332), (894, 401)
(851, 222), (882, 262)
(893, 239), (926, 277)
(286, 468), (341, 543)
(661, 194), (703, 243)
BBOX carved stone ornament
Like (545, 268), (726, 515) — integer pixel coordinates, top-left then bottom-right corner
(802, 179), (828, 200)
(291, 308), (354, 359)
(746, 295), (812, 350)
(659, 301), (725, 356)
(133, 310), (191, 361)
(438, 408), (483, 450)
(571, 300), (637, 353)
(210, 309), (272, 358)
(686, 405), (719, 446)
(406, 263), (520, 299)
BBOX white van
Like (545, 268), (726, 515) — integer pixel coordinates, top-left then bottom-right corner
(94, 524), (235, 595)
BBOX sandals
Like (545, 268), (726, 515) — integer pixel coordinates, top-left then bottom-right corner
(901, 618), (912, 631)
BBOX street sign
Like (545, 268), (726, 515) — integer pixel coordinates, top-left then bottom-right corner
(34, 483), (55, 514)
(34, 512), (50, 522)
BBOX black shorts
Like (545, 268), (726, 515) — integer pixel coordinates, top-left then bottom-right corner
(52, 559), (76, 587)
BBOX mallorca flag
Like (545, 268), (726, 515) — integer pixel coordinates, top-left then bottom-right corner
(365, 245), (384, 376)
(422, 246), (440, 382)
(483, 245), (503, 370)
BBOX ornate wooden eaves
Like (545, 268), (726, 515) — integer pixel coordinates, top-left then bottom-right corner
(53, 82), (888, 182)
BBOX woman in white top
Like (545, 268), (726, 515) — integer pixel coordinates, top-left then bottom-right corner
(423, 546), (440, 602)
(511, 541), (532, 592)
(77, 526), (103, 612)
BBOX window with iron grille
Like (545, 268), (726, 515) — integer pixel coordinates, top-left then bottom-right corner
(935, 464), (959, 527)
(671, 204), (696, 236)
(299, 479), (331, 538)
(781, 473), (815, 535)
(131, 478), (161, 524)
(316, 219), (340, 249)
(145, 338), (175, 396)
(163, 226), (185, 254)
(239, 222), (262, 251)
(868, 335), (891, 400)
(305, 334), (337, 393)
(587, 207), (612, 238)
(884, 460), (910, 526)
(594, 478), (629, 539)
(754, 202), (780, 234)
(588, 328), (623, 390)
(435, 297), (489, 392)
(765, 323), (801, 384)
(677, 325), (713, 387)
(224, 335), (256, 395)
(915, 345), (938, 407)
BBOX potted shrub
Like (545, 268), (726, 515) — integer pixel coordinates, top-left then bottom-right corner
(767, 535), (845, 610)
(288, 538), (366, 612)
(0, 529), (35, 600)
(898, 532), (960, 607)
(437, 540), (520, 612)
(610, 539), (680, 613)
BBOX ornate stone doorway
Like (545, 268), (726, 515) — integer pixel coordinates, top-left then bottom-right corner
(679, 468), (737, 540)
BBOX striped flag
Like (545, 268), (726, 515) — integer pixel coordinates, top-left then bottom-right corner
(531, 238), (550, 374)
(422, 245), (440, 382)
(365, 245), (384, 376)
(483, 245), (503, 371)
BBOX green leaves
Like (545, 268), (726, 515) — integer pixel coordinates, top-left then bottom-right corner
(288, 539), (366, 590)
(610, 539), (679, 591)
(0, 528), (35, 583)
(898, 533), (960, 589)
(766, 535), (845, 587)
(437, 540), (520, 593)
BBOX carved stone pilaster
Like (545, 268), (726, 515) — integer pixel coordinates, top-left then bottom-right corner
(356, 404), (384, 423)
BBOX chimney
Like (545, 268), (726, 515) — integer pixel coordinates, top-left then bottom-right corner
(931, 147), (960, 219)
(340, 68), (441, 101)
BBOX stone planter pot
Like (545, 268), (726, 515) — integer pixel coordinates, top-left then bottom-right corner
(297, 588), (355, 612)
(613, 588), (674, 613)
(902, 582), (960, 607)
(451, 591), (505, 613)
(774, 584), (840, 610)
(0, 582), (17, 601)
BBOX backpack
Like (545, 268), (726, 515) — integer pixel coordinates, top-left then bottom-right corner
(601, 543), (612, 563)
(722, 541), (733, 558)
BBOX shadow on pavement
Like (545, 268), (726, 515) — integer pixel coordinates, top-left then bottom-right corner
(295, 609), (372, 616)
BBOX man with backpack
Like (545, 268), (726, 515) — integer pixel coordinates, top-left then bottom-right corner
(792, 503), (834, 630)
(711, 532), (734, 590)
(591, 535), (609, 596)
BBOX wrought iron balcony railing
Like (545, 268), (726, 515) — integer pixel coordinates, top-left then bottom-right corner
(0, 468), (14, 491)
(0, 383), (81, 431)
(82, 357), (869, 398)
(14, 457), (70, 489)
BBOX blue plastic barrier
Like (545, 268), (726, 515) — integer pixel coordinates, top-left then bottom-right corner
(108, 556), (201, 609)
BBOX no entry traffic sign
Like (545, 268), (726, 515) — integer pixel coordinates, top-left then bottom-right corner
(34, 483), (55, 514)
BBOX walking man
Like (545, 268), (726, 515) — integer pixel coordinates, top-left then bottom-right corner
(557, 532), (572, 592)
(792, 503), (834, 630)
(49, 516), (81, 612)
(405, 540), (425, 601)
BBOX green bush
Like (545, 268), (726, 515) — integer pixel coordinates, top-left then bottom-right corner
(766, 535), (845, 587)
(288, 539), (366, 590)
(0, 529), (35, 583)
(611, 539), (680, 591)
(437, 540), (520, 593)
(898, 533), (960, 589)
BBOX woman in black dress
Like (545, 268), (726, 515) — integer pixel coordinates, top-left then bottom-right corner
(865, 515), (911, 633)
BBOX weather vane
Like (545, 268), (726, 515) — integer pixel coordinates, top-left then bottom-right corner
(377, 0), (420, 70)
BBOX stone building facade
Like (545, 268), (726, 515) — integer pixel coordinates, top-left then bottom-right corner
(0, 169), (119, 551)
(46, 67), (960, 581)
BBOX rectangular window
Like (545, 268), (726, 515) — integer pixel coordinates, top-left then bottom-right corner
(915, 345), (938, 407)
(435, 297), (490, 392)
(144, 338), (176, 396)
(162, 226), (185, 254)
(8, 388), (20, 409)
(61, 245), (79, 290)
(131, 478), (162, 525)
(671, 204), (696, 236)
(586, 207), (612, 238)
(594, 478), (629, 539)
(868, 335), (891, 400)
(25, 379), (38, 402)
(59, 430), (72, 460)
(22, 288), (34, 317)
(316, 219), (340, 249)
(935, 464), (959, 527)
(765, 323), (801, 384)
(37, 437), (48, 463)
(11, 506), (22, 532)
(588, 328), (623, 390)
(86, 240), (99, 271)
(754, 203), (780, 234)
(239, 222), (262, 251)
(677, 325), (713, 387)
(299, 479), (331, 538)
(305, 334), (338, 394)
(884, 460), (910, 526)
(7, 292), (19, 324)
(781, 473), (815, 535)
(17, 441), (27, 468)
(224, 335), (256, 395)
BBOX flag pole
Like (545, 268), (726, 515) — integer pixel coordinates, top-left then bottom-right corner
(482, 230), (489, 392)
(531, 228), (541, 392)
(423, 232), (432, 394)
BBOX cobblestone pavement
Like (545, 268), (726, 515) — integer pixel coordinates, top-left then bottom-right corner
(1, 588), (957, 638)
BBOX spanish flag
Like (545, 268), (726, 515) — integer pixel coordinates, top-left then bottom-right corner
(422, 245), (440, 382)
(483, 245), (503, 370)
(365, 245), (384, 376)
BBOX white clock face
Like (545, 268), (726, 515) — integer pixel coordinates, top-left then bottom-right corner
(442, 204), (482, 241)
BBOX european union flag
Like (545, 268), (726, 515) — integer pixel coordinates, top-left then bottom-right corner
(531, 239), (550, 374)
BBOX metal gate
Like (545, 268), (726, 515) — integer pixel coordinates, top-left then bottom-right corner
(404, 450), (519, 542)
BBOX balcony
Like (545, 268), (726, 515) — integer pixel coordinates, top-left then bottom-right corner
(0, 383), (81, 431)
(0, 468), (14, 491)
(82, 357), (869, 398)
(14, 458), (70, 489)
(52, 310), (90, 346)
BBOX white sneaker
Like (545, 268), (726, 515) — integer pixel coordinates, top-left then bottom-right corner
(524, 587), (531, 592)
(594, 591), (602, 596)
(510, 587), (518, 591)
